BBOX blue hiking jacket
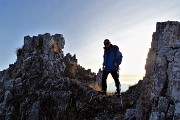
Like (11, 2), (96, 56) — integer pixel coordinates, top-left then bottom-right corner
(103, 45), (122, 71)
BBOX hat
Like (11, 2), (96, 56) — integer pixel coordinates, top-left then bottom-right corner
(104, 39), (110, 44)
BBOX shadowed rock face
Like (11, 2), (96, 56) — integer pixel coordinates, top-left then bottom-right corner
(124, 21), (180, 120)
(0, 33), (123, 120)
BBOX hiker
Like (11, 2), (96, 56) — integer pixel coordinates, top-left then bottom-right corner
(99, 39), (123, 96)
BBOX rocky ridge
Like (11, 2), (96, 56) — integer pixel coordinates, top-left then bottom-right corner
(124, 21), (180, 120)
(0, 21), (180, 120)
(0, 33), (123, 120)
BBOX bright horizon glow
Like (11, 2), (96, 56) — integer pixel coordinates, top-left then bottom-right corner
(0, 0), (180, 85)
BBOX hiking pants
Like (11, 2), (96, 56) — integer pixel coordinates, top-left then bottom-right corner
(101, 70), (120, 93)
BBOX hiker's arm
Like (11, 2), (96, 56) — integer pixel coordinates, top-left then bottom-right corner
(103, 54), (106, 68)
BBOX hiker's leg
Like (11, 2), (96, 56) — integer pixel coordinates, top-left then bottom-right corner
(101, 71), (109, 92)
(111, 71), (120, 93)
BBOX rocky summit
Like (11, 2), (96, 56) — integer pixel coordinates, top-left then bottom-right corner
(0, 21), (180, 120)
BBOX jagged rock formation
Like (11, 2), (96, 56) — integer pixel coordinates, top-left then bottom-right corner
(124, 21), (180, 120)
(64, 53), (96, 84)
(0, 33), (123, 120)
(0, 21), (179, 120)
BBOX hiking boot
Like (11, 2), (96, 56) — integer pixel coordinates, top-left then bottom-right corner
(98, 90), (106, 95)
(114, 92), (121, 98)
(117, 94), (121, 98)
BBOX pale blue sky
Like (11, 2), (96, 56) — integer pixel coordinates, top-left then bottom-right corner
(0, 0), (180, 79)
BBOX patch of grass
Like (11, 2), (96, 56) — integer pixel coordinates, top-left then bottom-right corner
(88, 83), (101, 91)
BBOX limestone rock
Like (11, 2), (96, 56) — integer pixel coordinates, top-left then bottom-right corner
(149, 112), (160, 120)
(125, 109), (135, 119)
(158, 97), (169, 113)
(28, 101), (41, 120)
(125, 21), (180, 120)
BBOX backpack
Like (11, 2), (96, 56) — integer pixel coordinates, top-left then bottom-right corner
(112, 45), (123, 65)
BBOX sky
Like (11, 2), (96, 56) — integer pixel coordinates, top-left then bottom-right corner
(0, 0), (180, 82)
